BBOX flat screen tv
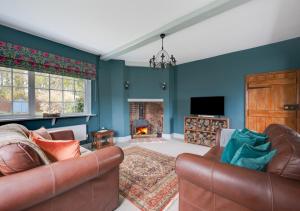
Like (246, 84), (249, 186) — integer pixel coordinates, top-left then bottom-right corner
(190, 96), (224, 116)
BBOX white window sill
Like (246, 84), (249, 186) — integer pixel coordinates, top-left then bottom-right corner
(0, 114), (96, 126)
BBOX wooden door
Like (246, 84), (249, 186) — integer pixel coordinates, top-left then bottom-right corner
(246, 70), (300, 133)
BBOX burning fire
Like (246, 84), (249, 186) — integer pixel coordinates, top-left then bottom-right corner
(136, 127), (148, 135)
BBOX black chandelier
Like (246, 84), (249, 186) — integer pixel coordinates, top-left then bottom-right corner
(149, 34), (176, 69)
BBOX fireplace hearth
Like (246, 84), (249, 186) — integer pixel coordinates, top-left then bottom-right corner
(129, 102), (163, 139)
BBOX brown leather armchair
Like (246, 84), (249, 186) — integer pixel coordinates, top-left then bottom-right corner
(176, 124), (300, 211)
(0, 130), (124, 211)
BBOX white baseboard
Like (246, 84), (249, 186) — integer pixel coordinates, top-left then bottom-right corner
(162, 133), (172, 139)
(172, 133), (184, 140)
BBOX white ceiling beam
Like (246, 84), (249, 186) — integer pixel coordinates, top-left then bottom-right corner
(101, 0), (252, 61)
(125, 61), (149, 67)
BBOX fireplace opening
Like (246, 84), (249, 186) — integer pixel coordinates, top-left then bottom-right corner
(129, 102), (163, 139)
(136, 127), (148, 135)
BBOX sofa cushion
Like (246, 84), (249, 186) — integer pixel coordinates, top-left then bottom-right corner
(241, 128), (268, 143)
(0, 143), (43, 175)
(233, 150), (277, 171)
(0, 124), (50, 165)
(50, 130), (75, 140)
(231, 142), (271, 164)
(30, 132), (80, 162)
(221, 130), (257, 163)
(230, 143), (276, 171)
(34, 127), (52, 140)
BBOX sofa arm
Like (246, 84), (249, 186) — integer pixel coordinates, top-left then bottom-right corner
(49, 130), (75, 140)
(0, 146), (124, 211)
(176, 153), (300, 211)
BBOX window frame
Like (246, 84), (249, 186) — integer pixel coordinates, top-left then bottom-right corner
(0, 67), (92, 119)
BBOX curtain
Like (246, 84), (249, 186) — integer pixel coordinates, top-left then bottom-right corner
(0, 40), (96, 80)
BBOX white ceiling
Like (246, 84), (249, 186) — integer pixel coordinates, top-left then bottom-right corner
(0, 0), (299, 65)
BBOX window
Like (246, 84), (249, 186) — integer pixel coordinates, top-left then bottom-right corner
(0, 67), (29, 115)
(35, 73), (87, 115)
(0, 67), (91, 118)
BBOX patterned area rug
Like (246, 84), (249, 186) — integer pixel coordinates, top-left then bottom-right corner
(120, 146), (178, 211)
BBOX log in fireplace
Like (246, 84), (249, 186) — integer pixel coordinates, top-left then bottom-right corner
(135, 126), (148, 135)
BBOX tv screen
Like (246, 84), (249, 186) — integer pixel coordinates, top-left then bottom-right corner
(190, 96), (224, 116)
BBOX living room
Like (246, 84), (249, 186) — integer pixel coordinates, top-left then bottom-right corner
(0, 0), (300, 210)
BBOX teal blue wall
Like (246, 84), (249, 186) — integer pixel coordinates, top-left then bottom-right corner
(98, 61), (112, 130)
(110, 60), (128, 137)
(0, 25), (101, 142)
(126, 66), (175, 134)
(97, 64), (175, 136)
(174, 37), (300, 134)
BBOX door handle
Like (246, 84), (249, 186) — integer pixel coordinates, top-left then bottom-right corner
(284, 104), (299, 111)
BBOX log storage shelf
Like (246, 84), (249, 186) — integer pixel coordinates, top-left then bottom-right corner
(184, 116), (229, 147)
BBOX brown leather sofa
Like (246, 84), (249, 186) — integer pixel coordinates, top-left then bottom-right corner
(176, 124), (300, 211)
(0, 130), (124, 211)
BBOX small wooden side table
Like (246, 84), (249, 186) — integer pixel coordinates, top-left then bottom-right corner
(91, 130), (114, 150)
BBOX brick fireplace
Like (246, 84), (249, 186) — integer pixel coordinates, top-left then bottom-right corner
(129, 101), (163, 139)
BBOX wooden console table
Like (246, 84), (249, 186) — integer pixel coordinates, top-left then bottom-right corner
(184, 116), (229, 147)
(91, 130), (114, 150)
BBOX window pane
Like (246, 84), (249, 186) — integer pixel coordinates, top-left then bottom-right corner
(0, 68), (11, 86)
(50, 90), (62, 102)
(64, 103), (75, 113)
(0, 87), (12, 101)
(13, 71), (28, 87)
(0, 101), (11, 115)
(50, 76), (62, 90)
(35, 73), (49, 89)
(36, 89), (49, 102)
(13, 101), (28, 114)
(75, 79), (84, 91)
(13, 88), (28, 101)
(63, 91), (74, 102)
(36, 102), (49, 115)
(50, 102), (62, 113)
(35, 82), (50, 115)
(31, 72), (88, 115)
(75, 92), (84, 113)
(63, 77), (74, 90)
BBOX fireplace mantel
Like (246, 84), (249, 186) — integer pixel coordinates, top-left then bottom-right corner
(128, 99), (164, 102)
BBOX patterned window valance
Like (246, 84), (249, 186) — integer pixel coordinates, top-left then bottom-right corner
(0, 41), (96, 80)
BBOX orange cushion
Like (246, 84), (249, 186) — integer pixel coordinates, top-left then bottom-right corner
(30, 132), (80, 162)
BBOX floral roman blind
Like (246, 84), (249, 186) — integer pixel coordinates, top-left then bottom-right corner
(0, 41), (96, 80)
